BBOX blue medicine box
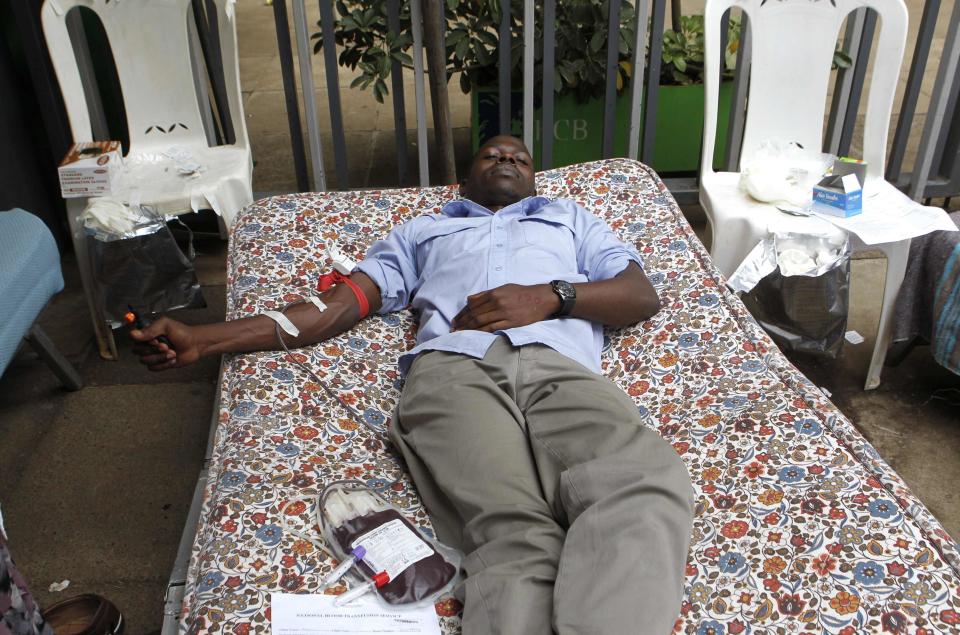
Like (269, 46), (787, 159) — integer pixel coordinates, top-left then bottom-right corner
(811, 160), (865, 218)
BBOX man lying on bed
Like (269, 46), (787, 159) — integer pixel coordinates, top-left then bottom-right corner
(133, 135), (694, 635)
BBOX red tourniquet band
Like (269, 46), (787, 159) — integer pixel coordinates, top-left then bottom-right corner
(317, 271), (370, 319)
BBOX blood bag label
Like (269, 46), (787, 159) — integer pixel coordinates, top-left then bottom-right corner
(351, 518), (433, 579)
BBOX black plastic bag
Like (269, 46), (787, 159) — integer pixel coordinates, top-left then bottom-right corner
(87, 216), (205, 325)
(740, 256), (850, 358)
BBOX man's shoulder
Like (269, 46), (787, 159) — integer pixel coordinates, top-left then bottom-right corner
(383, 211), (469, 245)
(530, 197), (597, 224)
(411, 212), (446, 223)
(391, 212), (445, 232)
(535, 197), (588, 213)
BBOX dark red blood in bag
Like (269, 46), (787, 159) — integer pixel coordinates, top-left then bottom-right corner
(332, 508), (457, 605)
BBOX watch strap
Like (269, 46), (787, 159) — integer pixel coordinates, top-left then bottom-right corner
(551, 280), (576, 317)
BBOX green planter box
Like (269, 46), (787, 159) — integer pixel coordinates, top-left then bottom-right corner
(472, 82), (733, 174)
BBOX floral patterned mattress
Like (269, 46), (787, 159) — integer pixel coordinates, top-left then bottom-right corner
(180, 159), (960, 634)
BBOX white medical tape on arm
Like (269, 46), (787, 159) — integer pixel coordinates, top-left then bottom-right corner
(308, 296), (328, 312)
(327, 242), (358, 274)
(263, 310), (300, 337)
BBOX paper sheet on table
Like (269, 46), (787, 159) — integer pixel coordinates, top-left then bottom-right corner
(270, 593), (442, 635)
(808, 186), (957, 244)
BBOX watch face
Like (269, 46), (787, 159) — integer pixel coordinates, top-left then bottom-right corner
(555, 280), (575, 299)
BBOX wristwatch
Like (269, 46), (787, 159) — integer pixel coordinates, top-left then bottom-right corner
(550, 280), (576, 317)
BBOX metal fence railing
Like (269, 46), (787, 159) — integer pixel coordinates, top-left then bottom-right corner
(53, 0), (960, 203)
(894, 0), (960, 202)
(261, 0), (959, 205)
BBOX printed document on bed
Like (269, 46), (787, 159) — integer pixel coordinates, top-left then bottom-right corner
(270, 593), (442, 635)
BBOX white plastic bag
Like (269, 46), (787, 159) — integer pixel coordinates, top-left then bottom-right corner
(740, 140), (835, 208)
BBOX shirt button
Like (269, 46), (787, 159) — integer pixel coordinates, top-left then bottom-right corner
(495, 266), (503, 271)
(496, 242), (504, 247)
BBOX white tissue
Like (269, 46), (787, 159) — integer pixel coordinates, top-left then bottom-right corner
(82, 198), (138, 235)
(777, 248), (816, 276)
(845, 330), (865, 345)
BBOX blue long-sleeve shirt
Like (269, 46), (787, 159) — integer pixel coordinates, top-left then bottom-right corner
(355, 196), (643, 375)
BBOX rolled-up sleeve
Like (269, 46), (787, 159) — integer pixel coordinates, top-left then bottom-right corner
(574, 205), (644, 281)
(354, 219), (421, 313)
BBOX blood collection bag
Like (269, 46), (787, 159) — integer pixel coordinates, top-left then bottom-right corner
(320, 483), (461, 607)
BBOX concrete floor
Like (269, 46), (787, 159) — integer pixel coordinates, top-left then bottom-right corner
(1, 0), (958, 632)
(0, 241), (227, 635)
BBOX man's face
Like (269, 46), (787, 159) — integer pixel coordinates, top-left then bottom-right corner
(461, 136), (536, 211)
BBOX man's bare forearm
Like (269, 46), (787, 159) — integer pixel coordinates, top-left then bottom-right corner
(197, 272), (383, 357)
(451, 262), (660, 333)
(570, 262), (660, 327)
(131, 272), (383, 371)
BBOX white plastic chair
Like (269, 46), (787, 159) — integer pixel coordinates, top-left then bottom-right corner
(700, 0), (909, 390)
(41, 0), (252, 359)
(42, 0), (251, 222)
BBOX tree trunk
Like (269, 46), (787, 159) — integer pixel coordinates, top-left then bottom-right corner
(422, 0), (457, 184)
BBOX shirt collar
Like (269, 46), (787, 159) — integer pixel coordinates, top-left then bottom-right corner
(442, 195), (551, 218)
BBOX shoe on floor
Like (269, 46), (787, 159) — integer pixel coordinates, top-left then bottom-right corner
(42, 594), (123, 635)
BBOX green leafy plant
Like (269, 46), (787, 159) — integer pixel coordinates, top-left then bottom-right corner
(661, 14), (852, 85)
(314, 0), (637, 103)
(312, 2), (413, 102)
(661, 15), (739, 85)
(314, 2), (851, 102)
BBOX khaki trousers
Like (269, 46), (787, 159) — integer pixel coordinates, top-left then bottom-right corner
(390, 338), (694, 635)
